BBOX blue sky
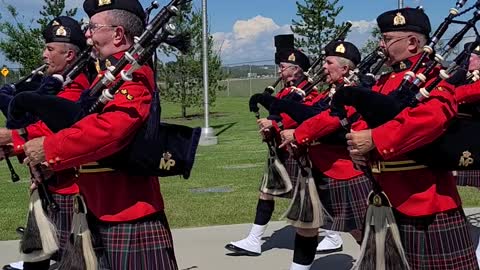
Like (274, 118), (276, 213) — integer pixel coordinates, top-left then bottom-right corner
(0, 0), (475, 68)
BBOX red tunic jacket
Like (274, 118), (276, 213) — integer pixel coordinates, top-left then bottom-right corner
(11, 72), (89, 195)
(294, 88), (363, 180)
(352, 54), (461, 217)
(455, 79), (480, 104)
(42, 52), (164, 222)
(271, 80), (319, 131)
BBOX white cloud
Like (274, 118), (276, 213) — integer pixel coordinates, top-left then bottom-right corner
(212, 15), (291, 65)
(214, 17), (379, 65)
(345, 19), (377, 52)
(350, 20), (377, 34)
(233, 16), (279, 40)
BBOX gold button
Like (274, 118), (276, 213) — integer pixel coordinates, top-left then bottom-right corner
(391, 75), (395, 79)
(390, 148), (394, 153)
(49, 159), (55, 164)
(383, 149), (388, 154)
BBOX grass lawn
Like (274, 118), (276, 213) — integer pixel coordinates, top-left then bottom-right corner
(0, 96), (479, 240)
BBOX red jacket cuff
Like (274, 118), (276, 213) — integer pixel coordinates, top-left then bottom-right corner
(11, 130), (26, 155)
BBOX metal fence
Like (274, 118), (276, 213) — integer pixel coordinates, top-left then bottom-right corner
(219, 60), (284, 97)
(218, 77), (282, 97)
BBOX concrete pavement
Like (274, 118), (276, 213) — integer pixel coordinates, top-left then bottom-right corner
(2, 208), (480, 270)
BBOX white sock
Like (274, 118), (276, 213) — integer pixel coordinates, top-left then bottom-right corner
(317, 230), (343, 251)
(476, 234), (480, 268)
(290, 262), (312, 270)
(230, 224), (267, 254)
(10, 261), (24, 269)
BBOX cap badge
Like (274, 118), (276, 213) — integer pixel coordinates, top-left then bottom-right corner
(55, 26), (67, 37)
(335, 44), (346, 54)
(288, 53), (296, 62)
(98, 0), (112, 7)
(399, 61), (407, 70)
(52, 21), (60, 26)
(475, 46), (480, 53)
(393, 12), (406, 26)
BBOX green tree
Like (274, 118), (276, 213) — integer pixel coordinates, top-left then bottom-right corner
(37, 0), (77, 29)
(361, 26), (391, 74)
(361, 26), (381, 56)
(159, 7), (226, 118)
(0, 0), (77, 72)
(291, 0), (345, 56)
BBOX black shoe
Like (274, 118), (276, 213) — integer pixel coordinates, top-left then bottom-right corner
(224, 244), (261, 256)
(316, 245), (343, 254)
(16, 227), (25, 236)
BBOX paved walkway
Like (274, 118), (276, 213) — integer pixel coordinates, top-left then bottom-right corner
(2, 208), (480, 270)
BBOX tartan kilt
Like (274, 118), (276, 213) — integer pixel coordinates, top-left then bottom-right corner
(315, 173), (371, 232)
(394, 208), (479, 270)
(456, 170), (480, 187)
(275, 155), (300, 199)
(258, 152), (300, 199)
(94, 211), (177, 270)
(47, 193), (75, 258)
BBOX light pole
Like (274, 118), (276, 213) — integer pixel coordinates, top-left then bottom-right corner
(199, 0), (218, 145)
(398, 0), (404, 8)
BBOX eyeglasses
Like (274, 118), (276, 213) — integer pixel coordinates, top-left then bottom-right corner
(279, 64), (297, 71)
(86, 22), (118, 33)
(380, 35), (412, 45)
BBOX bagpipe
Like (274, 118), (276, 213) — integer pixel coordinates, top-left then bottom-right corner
(248, 21), (353, 119)
(278, 47), (386, 230)
(332, 3), (474, 269)
(37, 44), (96, 96)
(332, 9), (480, 172)
(8, 0), (200, 179)
(260, 23), (359, 229)
(0, 64), (47, 118)
(0, 33), (98, 215)
(0, 65), (47, 183)
(6, 45), (97, 131)
(458, 69), (480, 118)
(252, 22), (354, 197)
(269, 46), (386, 127)
(254, 79), (293, 196)
(251, 25), (345, 197)
(5, 36), (99, 266)
(466, 69), (480, 83)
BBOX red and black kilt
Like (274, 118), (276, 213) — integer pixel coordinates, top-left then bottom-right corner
(315, 173), (370, 232)
(394, 208), (479, 270)
(47, 193), (75, 257)
(93, 211), (177, 270)
(456, 170), (480, 187)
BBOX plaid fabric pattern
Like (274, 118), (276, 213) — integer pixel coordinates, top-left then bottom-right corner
(275, 155), (301, 199)
(456, 170), (480, 187)
(94, 212), (177, 270)
(315, 174), (371, 232)
(394, 208), (479, 270)
(47, 193), (75, 256)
